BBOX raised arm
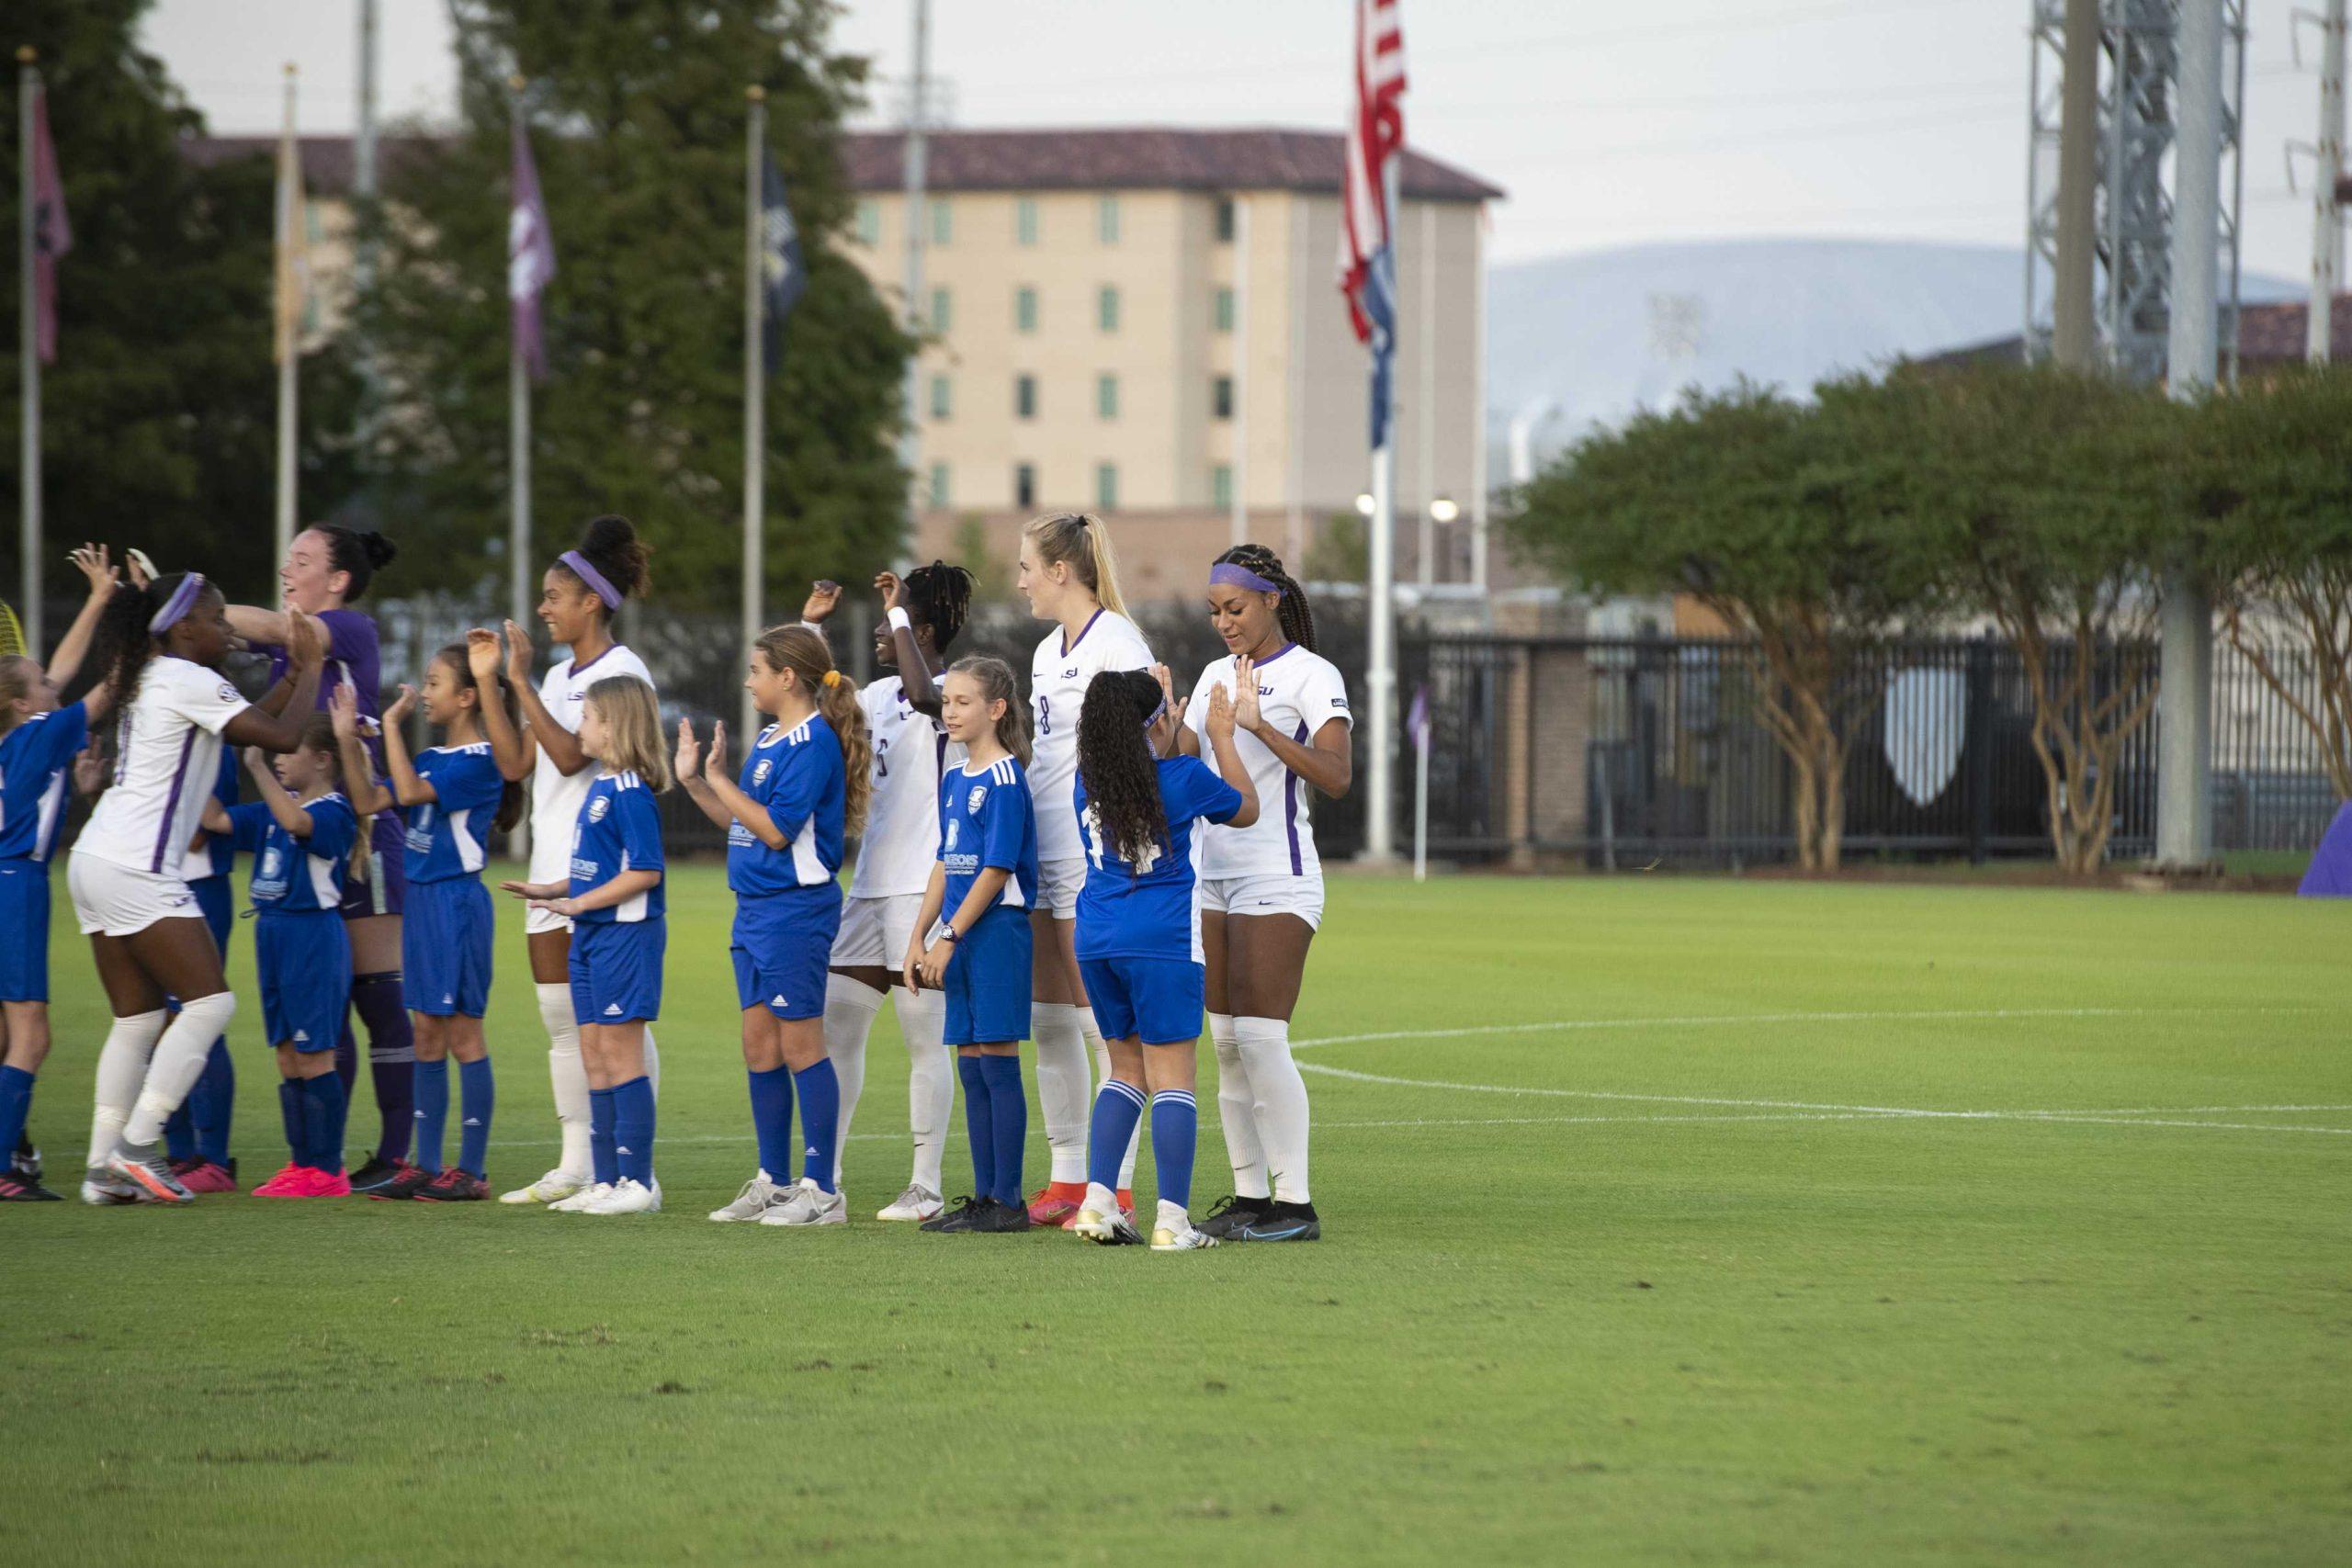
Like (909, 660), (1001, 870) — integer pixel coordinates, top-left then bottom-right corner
(1232, 659), (1352, 799)
(504, 620), (583, 779)
(243, 747), (315, 837)
(876, 571), (942, 716)
(376, 685), (435, 807)
(46, 545), (120, 705)
(330, 684), (393, 818)
(468, 629), (531, 782)
(673, 718), (735, 833)
(690, 722), (793, 850)
(1203, 681), (1261, 829)
(220, 609), (325, 754)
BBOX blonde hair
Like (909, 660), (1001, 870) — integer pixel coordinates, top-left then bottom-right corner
(584, 677), (672, 793)
(946, 655), (1032, 768)
(1023, 512), (1126, 617)
(753, 624), (871, 835)
(0, 655), (39, 739)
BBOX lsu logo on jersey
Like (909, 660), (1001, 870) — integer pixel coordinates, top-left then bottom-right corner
(967, 784), (988, 813)
(588, 795), (611, 822)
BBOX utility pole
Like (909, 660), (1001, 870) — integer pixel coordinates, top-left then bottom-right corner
(899, 0), (930, 558)
(354, 0), (380, 514)
(2312, 0), (2347, 361)
(2052, 0), (2100, 366)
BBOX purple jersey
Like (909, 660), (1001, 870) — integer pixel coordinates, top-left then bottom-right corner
(265, 607), (400, 856)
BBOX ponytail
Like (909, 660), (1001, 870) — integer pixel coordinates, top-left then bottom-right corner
(90, 573), (207, 708)
(755, 624), (872, 836)
(1023, 512), (1127, 618)
(1216, 543), (1317, 654)
(1076, 670), (1168, 866)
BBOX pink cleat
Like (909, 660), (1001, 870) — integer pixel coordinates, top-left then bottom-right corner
(252, 1163), (308, 1197)
(176, 1160), (240, 1194)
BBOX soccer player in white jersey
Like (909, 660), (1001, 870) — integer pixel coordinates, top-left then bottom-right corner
(1177, 545), (1352, 1243)
(70, 571), (325, 1204)
(806, 562), (974, 1223)
(494, 515), (661, 1206)
(1017, 512), (1152, 1226)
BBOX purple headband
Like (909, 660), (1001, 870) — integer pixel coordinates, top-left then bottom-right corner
(560, 550), (622, 610)
(149, 573), (206, 636)
(1210, 561), (1283, 597)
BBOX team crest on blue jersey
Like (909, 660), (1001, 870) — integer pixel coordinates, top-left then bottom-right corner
(752, 759), (773, 785)
(588, 795), (610, 822)
(967, 784), (988, 813)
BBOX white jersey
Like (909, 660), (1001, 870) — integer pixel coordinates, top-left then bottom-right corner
(529, 643), (655, 883)
(850, 673), (963, 899)
(1028, 609), (1153, 865)
(1183, 643), (1351, 881)
(76, 657), (251, 875)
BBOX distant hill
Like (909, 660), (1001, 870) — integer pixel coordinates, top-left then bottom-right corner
(1486, 237), (2299, 469)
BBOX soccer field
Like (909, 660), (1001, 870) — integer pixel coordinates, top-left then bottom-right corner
(5, 868), (2347, 1566)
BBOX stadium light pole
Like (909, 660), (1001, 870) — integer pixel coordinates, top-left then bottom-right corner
(742, 86), (766, 746)
(2311, 0), (2346, 363)
(899, 0), (930, 565)
(17, 48), (40, 653)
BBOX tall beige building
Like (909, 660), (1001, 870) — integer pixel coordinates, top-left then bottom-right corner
(841, 129), (1502, 601)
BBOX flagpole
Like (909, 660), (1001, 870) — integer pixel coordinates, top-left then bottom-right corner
(18, 49), (42, 652)
(507, 76), (531, 639)
(741, 86), (766, 745)
(1363, 154), (1399, 863)
(275, 63), (299, 564)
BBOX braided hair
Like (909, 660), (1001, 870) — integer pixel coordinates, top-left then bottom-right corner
(1216, 543), (1317, 654)
(1076, 669), (1168, 868)
(903, 559), (975, 652)
(89, 573), (214, 708)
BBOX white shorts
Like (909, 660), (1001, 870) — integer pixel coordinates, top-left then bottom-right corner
(526, 838), (572, 934)
(69, 853), (203, 938)
(1199, 872), (1325, 932)
(831, 892), (927, 968)
(1039, 856), (1086, 919)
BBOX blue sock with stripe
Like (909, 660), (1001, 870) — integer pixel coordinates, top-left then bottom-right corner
(277, 1081), (303, 1165)
(792, 1058), (841, 1193)
(956, 1055), (995, 1201)
(191, 1040), (234, 1165)
(1151, 1089), (1199, 1213)
(612, 1075), (655, 1187)
(411, 1058), (448, 1174)
(456, 1055), (494, 1177)
(589, 1087), (619, 1187)
(978, 1054), (1027, 1208)
(1087, 1078), (1147, 1195)
(302, 1073), (348, 1173)
(747, 1066), (794, 1181)
(0, 1066), (33, 1172)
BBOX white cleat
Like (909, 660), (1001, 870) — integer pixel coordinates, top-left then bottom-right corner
(876, 1182), (943, 1223)
(500, 1168), (587, 1205)
(1150, 1201), (1216, 1252)
(709, 1169), (788, 1223)
(759, 1176), (848, 1227)
(548, 1181), (612, 1213)
(80, 1168), (140, 1205)
(1073, 1206), (1146, 1246)
(581, 1178), (658, 1214)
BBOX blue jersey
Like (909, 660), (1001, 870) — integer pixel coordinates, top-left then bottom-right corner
(228, 794), (358, 915)
(0, 702), (88, 863)
(937, 754), (1038, 919)
(570, 770), (665, 925)
(404, 743), (503, 883)
(727, 712), (845, 897)
(1074, 755), (1243, 963)
(191, 750), (240, 880)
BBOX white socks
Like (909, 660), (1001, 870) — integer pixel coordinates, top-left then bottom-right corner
(1032, 1000), (1089, 1184)
(538, 982), (592, 1178)
(1209, 1011), (1270, 1201)
(1235, 1014), (1311, 1203)
(1078, 1006), (1138, 1188)
(896, 984), (952, 1193)
(122, 992), (237, 1146)
(88, 1010), (168, 1166)
(822, 973), (885, 1186)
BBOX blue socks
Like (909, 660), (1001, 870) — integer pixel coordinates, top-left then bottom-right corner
(412, 1058), (448, 1174)
(353, 972), (415, 1163)
(1151, 1089), (1197, 1213)
(792, 1058), (841, 1192)
(957, 1055), (995, 1200)
(0, 1065), (36, 1170)
(978, 1054), (1026, 1207)
(748, 1066), (794, 1180)
(301, 1073), (347, 1172)
(277, 1081), (302, 1164)
(164, 1037), (235, 1163)
(589, 1087), (619, 1187)
(1088, 1078), (1147, 1194)
(456, 1056), (494, 1177)
(612, 1075), (655, 1187)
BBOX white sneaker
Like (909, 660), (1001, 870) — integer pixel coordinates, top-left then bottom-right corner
(582, 1178), (658, 1214)
(709, 1169), (787, 1223)
(548, 1181), (611, 1213)
(500, 1168), (586, 1205)
(876, 1182), (943, 1222)
(759, 1176), (848, 1227)
(1151, 1200), (1216, 1252)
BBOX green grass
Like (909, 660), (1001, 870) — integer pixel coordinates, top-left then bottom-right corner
(5, 867), (2349, 1566)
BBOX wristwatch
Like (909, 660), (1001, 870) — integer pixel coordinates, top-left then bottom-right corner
(939, 925), (960, 942)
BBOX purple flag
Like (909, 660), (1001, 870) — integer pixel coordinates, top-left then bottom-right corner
(509, 115), (556, 381)
(1408, 682), (1430, 751)
(29, 84), (71, 365)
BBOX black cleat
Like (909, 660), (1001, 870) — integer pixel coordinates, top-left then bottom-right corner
(1196, 1193), (1272, 1240)
(369, 1163), (439, 1201)
(1233, 1200), (1320, 1243)
(969, 1197), (1034, 1234)
(12, 1134), (42, 1183)
(921, 1195), (988, 1233)
(0, 1171), (62, 1201)
(348, 1155), (410, 1195)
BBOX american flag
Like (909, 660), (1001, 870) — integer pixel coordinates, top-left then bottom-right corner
(510, 114), (557, 382)
(1339, 0), (1407, 451)
(28, 82), (71, 366)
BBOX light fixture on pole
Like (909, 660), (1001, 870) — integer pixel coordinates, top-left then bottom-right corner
(1354, 492), (1375, 517)
(1430, 495), (1459, 525)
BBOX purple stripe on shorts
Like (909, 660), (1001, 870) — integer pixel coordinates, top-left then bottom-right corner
(151, 728), (200, 873)
(1285, 720), (1307, 874)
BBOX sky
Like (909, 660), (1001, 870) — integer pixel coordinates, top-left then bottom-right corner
(142, 0), (2330, 283)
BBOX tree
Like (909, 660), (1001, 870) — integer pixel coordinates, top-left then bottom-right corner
(1893, 362), (2179, 874)
(1505, 380), (1939, 869)
(2191, 365), (2352, 801)
(0, 0), (358, 612)
(363, 0), (910, 612)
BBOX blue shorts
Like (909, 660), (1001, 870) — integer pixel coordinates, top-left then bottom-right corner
(0, 861), (51, 1002)
(257, 912), (352, 1051)
(338, 833), (407, 920)
(1078, 955), (1205, 1047)
(571, 919), (664, 1026)
(403, 876), (493, 1017)
(731, 885), (840, 1021)
(944, 907), (1033, 1046)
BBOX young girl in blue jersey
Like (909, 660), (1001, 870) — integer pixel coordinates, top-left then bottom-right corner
(1069, 667), (1258, 1251)
(334, 644), (526, 1201)
(202, 719), (358, 1196)
(0, 544), (123, 1201)
(906, 656), (1040, 1235)
(503, 676), (669, 1216)
(680, 624), (870, 1229)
